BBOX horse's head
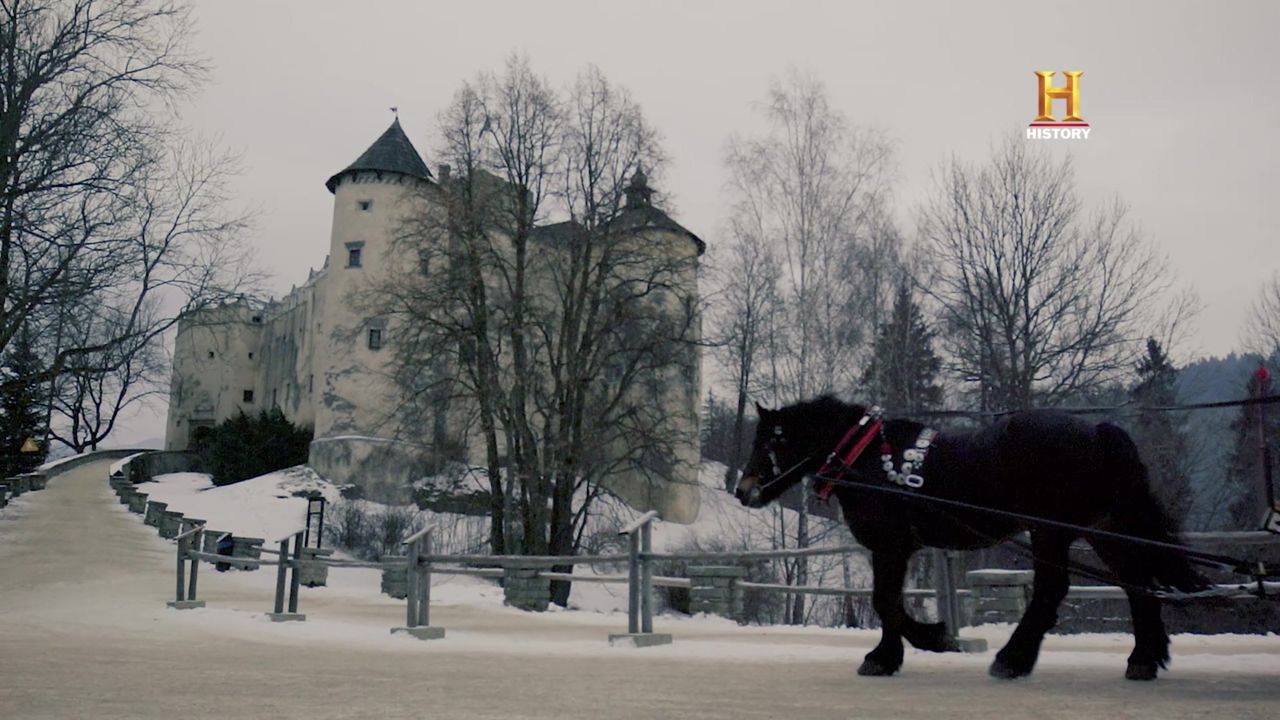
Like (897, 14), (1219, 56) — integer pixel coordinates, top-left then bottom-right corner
(736, 398), (862, 508)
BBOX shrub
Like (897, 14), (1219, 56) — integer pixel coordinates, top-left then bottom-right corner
(204, 408), (312, 486)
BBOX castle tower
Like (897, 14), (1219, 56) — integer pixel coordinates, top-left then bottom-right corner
(313, 118), (434, 439)
(303, 119), (442, 499)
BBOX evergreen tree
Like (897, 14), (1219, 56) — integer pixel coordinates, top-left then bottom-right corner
(1223, 363), (1280, 529)
(864, 283), (943, 414)
(205, 408), (313, 486)
(1129, 338), (1194, 523)
(699, 390), (737, 466)
(0, 326), (49, 478)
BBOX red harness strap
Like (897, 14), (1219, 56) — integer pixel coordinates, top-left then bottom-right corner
(815, 416), (883, 502)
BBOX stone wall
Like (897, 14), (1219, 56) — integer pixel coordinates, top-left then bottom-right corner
(308, 436), (429, 503)
(503, 567), (550, 612)
(967, 569), (1033, 625)
(688, 566), (744, 621)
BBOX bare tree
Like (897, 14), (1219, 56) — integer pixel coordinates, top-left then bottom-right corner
(726, 71), (894, 402)
(720, 70), (895, 625)
(707, 208), (779, 491)
(1245, 272), (1280, 358)
(0, 0), (256, 406)
(365, 59), (702, 593)
(917, 137), (1195, 411)
(48, 304), (164, 451)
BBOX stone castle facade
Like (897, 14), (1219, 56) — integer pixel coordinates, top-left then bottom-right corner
(164, 119), (704, 522)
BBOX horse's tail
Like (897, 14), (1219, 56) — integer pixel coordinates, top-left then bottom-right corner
(1095, 421), (1207, 593)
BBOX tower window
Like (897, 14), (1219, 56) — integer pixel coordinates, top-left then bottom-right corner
(208, 351), (215, 359)
(248, 352), (254, 359)
(242, 389), (254, 403)
(358, 199), (373, 212)
(367, 328), (383, 351)
(345, 240), (365, 268)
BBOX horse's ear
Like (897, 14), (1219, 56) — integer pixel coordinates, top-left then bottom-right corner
(755, 401), (772, 420)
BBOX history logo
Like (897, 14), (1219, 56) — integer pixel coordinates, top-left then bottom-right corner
(1026, 71), (1090, 140)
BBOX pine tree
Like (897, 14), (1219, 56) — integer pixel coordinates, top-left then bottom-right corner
(0, 326), (49, 478)
(699, 390), (739, 468)
(1222, 363), (1280, 529)
(1129, 338), (1194, 523)
(864, 283), (943, 414)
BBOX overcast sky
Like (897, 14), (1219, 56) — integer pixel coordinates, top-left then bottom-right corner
(110, 0), (1279, 444)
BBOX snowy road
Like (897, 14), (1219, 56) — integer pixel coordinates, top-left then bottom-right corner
(2, 458), (1279, 719)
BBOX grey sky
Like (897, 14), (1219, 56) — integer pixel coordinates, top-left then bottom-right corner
(111, 0), (1280, 444)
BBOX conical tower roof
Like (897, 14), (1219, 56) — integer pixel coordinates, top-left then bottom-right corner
(325, 118), (432, 193)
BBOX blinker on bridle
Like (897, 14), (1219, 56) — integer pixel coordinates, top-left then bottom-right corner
(747, 426), (812, 504)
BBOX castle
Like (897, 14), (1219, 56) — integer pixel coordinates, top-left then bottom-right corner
(164, 119), (705, 522)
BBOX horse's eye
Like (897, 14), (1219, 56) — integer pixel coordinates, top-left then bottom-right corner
(773, 426), (783, 437)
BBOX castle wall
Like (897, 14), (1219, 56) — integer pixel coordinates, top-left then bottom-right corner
(255, 275), (322, 429)
(164, 303), (265, 450)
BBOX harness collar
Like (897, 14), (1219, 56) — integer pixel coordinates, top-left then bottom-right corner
(814, 409), (939, 500)
(814, 407), (883, 501)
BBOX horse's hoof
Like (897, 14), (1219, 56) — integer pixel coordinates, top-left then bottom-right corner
(939, 635), (962, 653)
(1125, 662), (1158, 681)
(989, 656), (1032, 680)
(857, 658), (900, 677)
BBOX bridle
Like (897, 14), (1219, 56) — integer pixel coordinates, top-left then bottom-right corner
(747, 406), (886, 504)
(747, 425), (812, 503)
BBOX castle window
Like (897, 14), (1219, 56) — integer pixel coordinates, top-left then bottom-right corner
(208, 351), (215, 359)
(242, 389), (254, 403)
(358, 199), (373, 212)
(346, 241), (365, 268)
(251, 315), (262, 323)
(308, 374), (314, 393)
(248, 352), (254, 360)
(272, 388), (278, 406)
(367, 328), (383, 351)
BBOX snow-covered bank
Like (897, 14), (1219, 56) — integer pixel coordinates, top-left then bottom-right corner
(135, 466), (334, 541)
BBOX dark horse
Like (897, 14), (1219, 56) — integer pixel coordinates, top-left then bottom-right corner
(735, 396), (1203, 680)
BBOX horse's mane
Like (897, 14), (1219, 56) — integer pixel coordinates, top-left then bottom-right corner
(782, 394), (865, 420)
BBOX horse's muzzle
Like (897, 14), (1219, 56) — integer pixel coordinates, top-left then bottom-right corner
(735, 476), (763, 508)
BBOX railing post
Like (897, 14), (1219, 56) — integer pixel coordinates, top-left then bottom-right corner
(932, 548), (956, 630)
(175, 534), (187, 603)
(287, 531), (303, 614)
(609, 511), (670, 647)
(273, 539), (288, 614)
(640, 519), (654, 634)
(417, 529), (432, 627)
(391, 526), (444, 640)
(187, 528), (202, 602)
(167, 527), (206, 610)
(405, 535), (420, 628)
(627, 528), (640, 635)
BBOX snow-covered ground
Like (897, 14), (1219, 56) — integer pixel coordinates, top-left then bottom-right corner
(2, 457), (1280, 719)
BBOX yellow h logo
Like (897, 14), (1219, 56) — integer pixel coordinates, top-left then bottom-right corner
(1034, 71), (1084, 123)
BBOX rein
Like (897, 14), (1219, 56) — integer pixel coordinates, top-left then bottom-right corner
(811, 468), (1268, 578)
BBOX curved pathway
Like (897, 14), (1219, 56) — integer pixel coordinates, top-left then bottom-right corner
(1, 457), (1278, 719)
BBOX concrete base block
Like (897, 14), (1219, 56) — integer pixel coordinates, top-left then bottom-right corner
(166, 600), (206, 610)
(391, 626), (446, 640)
(608, 632), (674, 648)
(956, 636), (988, 653)
(266, 612), (306, 622)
